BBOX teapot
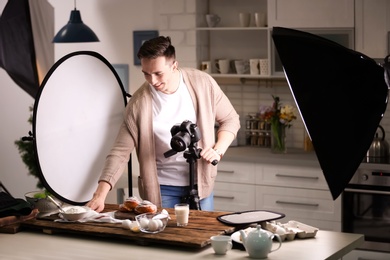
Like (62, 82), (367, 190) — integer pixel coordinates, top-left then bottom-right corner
(365, 125), (390, 163)
(240, 225), (282, 259)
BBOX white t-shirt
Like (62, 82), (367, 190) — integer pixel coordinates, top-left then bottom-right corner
(150, 71), (196, 186)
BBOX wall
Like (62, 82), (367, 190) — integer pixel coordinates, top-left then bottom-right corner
(0, 0), (158, 200)
(2, 0), (390, 202)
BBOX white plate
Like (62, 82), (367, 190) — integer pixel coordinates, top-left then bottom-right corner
(231, 230), (243, 244)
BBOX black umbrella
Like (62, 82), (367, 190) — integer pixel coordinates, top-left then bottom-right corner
(272, 27), (389, 200)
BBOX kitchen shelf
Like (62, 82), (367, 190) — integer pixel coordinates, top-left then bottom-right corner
(196, 27), (269, 31)
(196, 0), (281, 81)
(209, 73), (285, 80)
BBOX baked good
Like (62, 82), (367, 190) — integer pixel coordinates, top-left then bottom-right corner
(119, 196), (141, 212)
(134, 200), (157, 214)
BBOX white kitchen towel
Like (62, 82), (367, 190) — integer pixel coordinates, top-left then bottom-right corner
(54, 210), (123, 223)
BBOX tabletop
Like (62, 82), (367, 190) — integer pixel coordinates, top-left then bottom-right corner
(0, 229), (364, 260)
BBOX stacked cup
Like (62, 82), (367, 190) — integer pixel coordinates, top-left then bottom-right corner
(259, 59), (269, 75)
(249, 59), (260, 75)
(238, 12), (267, 27)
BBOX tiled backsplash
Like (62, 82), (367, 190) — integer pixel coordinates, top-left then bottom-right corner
(220, 79), (390, 150)
(156, 0), (390, 150)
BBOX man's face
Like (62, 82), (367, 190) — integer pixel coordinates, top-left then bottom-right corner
(141, 56), (178, 94)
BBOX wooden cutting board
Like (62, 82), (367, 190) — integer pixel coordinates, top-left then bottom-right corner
(20, 204), (238, 248)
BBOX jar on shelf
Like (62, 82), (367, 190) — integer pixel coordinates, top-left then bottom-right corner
(258, 132), (265, 146)
(264, 132), (271, 147)
(250, 132), (258, 146)
(245, 132), (251, 145)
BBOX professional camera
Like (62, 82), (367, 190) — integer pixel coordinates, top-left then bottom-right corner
(169, 120), (201, 152)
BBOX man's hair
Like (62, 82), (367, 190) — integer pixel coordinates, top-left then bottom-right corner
(137, 36), (176, 61)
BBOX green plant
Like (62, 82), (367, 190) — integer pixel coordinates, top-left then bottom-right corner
(14, 106), (43, 190)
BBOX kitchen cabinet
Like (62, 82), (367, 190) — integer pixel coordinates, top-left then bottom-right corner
(355, 0), (390, 59)
(268, 0), (354, 28)
(343, 249), (390, 260)
(214, 160), (341, 232)
(213, 161), (256, 211)
(195, 0), (284, 79)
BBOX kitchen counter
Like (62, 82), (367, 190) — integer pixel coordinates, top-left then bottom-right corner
(0, 229), (363, 260)
(224, 146), (390, 171)
(224, 146), (320, 167)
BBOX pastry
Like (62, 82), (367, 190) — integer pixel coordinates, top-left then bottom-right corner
(119, 196), (141, 212)
(134, 200), (157, 214)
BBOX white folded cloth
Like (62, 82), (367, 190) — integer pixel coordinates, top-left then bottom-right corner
(54, 210), (123, 223)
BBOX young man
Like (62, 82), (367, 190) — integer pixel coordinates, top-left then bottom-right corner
(87, 36), (240, 212)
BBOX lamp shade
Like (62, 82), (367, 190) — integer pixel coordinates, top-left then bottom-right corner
(53, 9), (99, 43)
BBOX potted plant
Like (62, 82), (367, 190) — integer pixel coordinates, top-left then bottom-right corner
(15, 106), (59, 213)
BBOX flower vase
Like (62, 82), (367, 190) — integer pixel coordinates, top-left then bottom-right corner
(271, 123), (287, 153)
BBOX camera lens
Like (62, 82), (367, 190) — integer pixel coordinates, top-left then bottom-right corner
(171, 132), (191, 152)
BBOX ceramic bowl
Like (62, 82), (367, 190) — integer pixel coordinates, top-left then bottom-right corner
(24, 191), (59, 213)
(60, 206), (91, 221)
(135, 212), (169, 234)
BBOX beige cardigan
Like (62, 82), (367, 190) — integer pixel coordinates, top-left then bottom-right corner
(99, 68), (240, 207)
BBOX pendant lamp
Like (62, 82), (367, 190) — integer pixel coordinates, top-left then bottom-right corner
(53, 1), (99, 43)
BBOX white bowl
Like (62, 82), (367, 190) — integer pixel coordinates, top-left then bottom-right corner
(135, 212), (169, 234)
(60, 206), (91, 221)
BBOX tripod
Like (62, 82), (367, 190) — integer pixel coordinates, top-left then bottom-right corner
(181, 143), (202, 210)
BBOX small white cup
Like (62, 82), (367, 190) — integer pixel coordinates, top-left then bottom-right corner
(215, 59), (230, 74)
(259, 59), (269, 75)
(249, 59), (260, 75)
(239, 12), (251, 27)
(211, 235), (232, 255)
(174, 203), (189, 227)
(206, 14), (221, 27)
(200, 61), (211, 73)
(234, 59), (249, 74)
(255, 12), (267, 27)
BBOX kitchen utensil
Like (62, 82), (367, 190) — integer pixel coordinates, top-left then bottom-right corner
(239, 12), (251, 27)
(365, 125), (390, 163)
(240, 225), (282, 259)
(46, 195), (65, 213)
(255, 12), (267, 27)
(60, 206), (91, 221)
(206, 14), (220, 27)
(24, 191), (58, 214)
(234, 59), (249, 74)
(215, 59), (230, 74)
(210, 235), (232, 255)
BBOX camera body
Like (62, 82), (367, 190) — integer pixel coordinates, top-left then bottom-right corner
(169, 120), (201, 152)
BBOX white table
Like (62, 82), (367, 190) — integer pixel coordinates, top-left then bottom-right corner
(0, 230), (363, 260)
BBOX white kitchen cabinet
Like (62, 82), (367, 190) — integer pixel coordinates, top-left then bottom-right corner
(268, 0), (354, 28)
(214, 160), (341, 231)
(355, 0), (390, 59)
(255, 186), (341, 231)
(216, 161), (256, 184)
(257, 165), (327, 190)
(214, 161), (256, 211)
(213, 182), (256, 211)
(343, 249), (390, 260)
